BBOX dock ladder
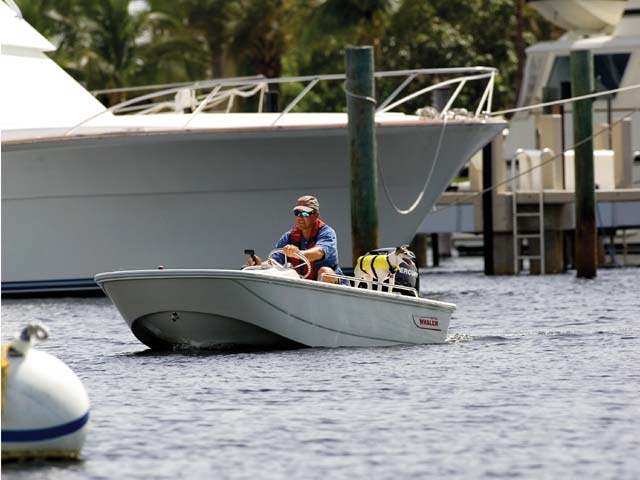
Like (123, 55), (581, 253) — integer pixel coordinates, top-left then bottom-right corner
(511, 149), (545, 274)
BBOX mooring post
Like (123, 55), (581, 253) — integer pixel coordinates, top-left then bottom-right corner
(430, 233), (440, 267)
(482, 142), (495, 275)
(570, 49), (597, 278)
(410, 233), (428, 268)
(345, 46), (378, 263)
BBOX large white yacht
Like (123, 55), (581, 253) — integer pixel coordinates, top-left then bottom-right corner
(1, 1), (504, 293)
(505, 0), (640, 158)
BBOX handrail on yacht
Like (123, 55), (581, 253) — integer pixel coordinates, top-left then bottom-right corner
(65, 67), (497, 136)
(89, 75), (268, 96)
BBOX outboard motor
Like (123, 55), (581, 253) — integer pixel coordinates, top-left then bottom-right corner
(366, 247), (420, 296)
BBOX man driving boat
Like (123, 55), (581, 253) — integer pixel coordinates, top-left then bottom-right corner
(246, 195), (344, 283)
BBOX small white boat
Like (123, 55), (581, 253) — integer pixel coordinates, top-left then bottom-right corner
(95, 251), (455, 350)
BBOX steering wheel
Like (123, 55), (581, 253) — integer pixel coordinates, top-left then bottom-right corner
(267, 249), (312, 279)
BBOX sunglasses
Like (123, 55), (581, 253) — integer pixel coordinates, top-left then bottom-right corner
(294, 210), (314, 217)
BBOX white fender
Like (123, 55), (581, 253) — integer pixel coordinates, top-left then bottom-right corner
(1, 323), (90, 461)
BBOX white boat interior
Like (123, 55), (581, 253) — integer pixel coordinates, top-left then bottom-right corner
(1, 0), (505, 294)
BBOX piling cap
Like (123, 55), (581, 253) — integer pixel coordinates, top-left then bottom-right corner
(293, 195), (320, 213)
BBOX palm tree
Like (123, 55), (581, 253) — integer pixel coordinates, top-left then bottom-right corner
(19, 0), (202, 105)
(150, 0), (239, 79)
(229, 0), (293, 80)
(300, 0), (396, 66)
(77, 0), (206, 104)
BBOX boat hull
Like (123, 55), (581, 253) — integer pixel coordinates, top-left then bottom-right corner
(95, 269), (455, 349)
(2, 120), (504, 293)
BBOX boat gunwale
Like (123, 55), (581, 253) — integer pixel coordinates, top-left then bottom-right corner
(94, 269), (457, 312)
(1, 117), (506, 147)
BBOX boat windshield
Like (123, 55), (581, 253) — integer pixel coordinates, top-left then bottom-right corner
(545, 53), (631, 97)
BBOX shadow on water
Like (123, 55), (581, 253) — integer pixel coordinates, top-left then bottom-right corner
(122, 341), (457, 358)
(1, 457), (85, 470)
(124, 344), (308, 358)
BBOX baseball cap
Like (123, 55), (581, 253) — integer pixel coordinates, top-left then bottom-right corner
(292, 195), (320, 213)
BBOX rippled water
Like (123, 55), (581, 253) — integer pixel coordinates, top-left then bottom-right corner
(2, 258), (639, 479)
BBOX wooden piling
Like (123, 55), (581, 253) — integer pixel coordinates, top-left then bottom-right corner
(482, 142), (495, 275)
(345, 46), (378, 263)
(431, 234), (440, 267)
(410, 233), (428, 268)
(570, 50), (597, 279)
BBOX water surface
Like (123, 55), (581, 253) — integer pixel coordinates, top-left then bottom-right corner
(2, 259), (639, 479)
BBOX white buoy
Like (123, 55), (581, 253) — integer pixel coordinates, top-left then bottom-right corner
(1, 322), (90, 461)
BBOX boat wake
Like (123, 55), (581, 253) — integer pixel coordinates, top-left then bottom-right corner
(447, 328), (635, 344)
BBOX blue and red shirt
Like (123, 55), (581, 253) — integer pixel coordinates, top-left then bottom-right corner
(272, 222), (343, 278)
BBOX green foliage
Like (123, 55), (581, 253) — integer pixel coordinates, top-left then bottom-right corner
(15, 0), (560, 110)
(17, 0), (205, 104)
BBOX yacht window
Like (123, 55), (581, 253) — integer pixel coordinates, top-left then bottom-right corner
(545, 53), (630, 96)
(594, 53), (630, 91)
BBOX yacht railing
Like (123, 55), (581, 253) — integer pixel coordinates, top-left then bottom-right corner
(66, 67), (497, 136)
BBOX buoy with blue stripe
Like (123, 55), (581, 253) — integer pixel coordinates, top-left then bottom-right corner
(1, 323), (90, 461)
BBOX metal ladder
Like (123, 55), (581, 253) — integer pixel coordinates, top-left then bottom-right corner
(511, 150), (545, 274)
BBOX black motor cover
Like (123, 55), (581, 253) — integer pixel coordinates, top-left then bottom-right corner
(365, 247), (420, 296)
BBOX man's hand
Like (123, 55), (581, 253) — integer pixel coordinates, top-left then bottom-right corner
(282, 244), (300, 258)
(246, 254), (263, 266)
(282, 245), (325, 261)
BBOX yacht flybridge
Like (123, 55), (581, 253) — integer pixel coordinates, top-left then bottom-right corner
(1, 0), (505, 294)
(95, 251), (455, 350)
(506, 0), (640, 158)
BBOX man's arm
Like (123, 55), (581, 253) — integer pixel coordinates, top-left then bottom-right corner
(284, 225), (338, 262)
(282, 244), (325, 261)
(315, 225), (338, 265)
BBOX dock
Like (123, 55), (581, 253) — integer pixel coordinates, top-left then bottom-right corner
(417, 117), (640, 273)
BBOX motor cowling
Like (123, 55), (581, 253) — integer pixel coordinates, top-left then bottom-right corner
(366, 247), (420, 296)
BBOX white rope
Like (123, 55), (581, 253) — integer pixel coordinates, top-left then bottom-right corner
(344, 81), (450, 215)
(489, 83), (640, 117)
(343, 82), (377, 105)
(379, 116), (450, 215)
(344, 82), (451, 215)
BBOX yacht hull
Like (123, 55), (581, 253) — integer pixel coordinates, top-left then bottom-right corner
(2, 121), (504, 292)
(95, 269), (455, 349)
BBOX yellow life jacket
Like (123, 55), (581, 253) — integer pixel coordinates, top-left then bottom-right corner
(356, 254), (398, 281)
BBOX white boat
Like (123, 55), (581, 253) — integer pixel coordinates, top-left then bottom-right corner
(95, 250), (455, 350)
(505, 0), (640, 160)
(1, 1), (504, 294)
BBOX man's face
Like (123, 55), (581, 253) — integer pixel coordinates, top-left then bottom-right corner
(294, 210), (318, 228)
